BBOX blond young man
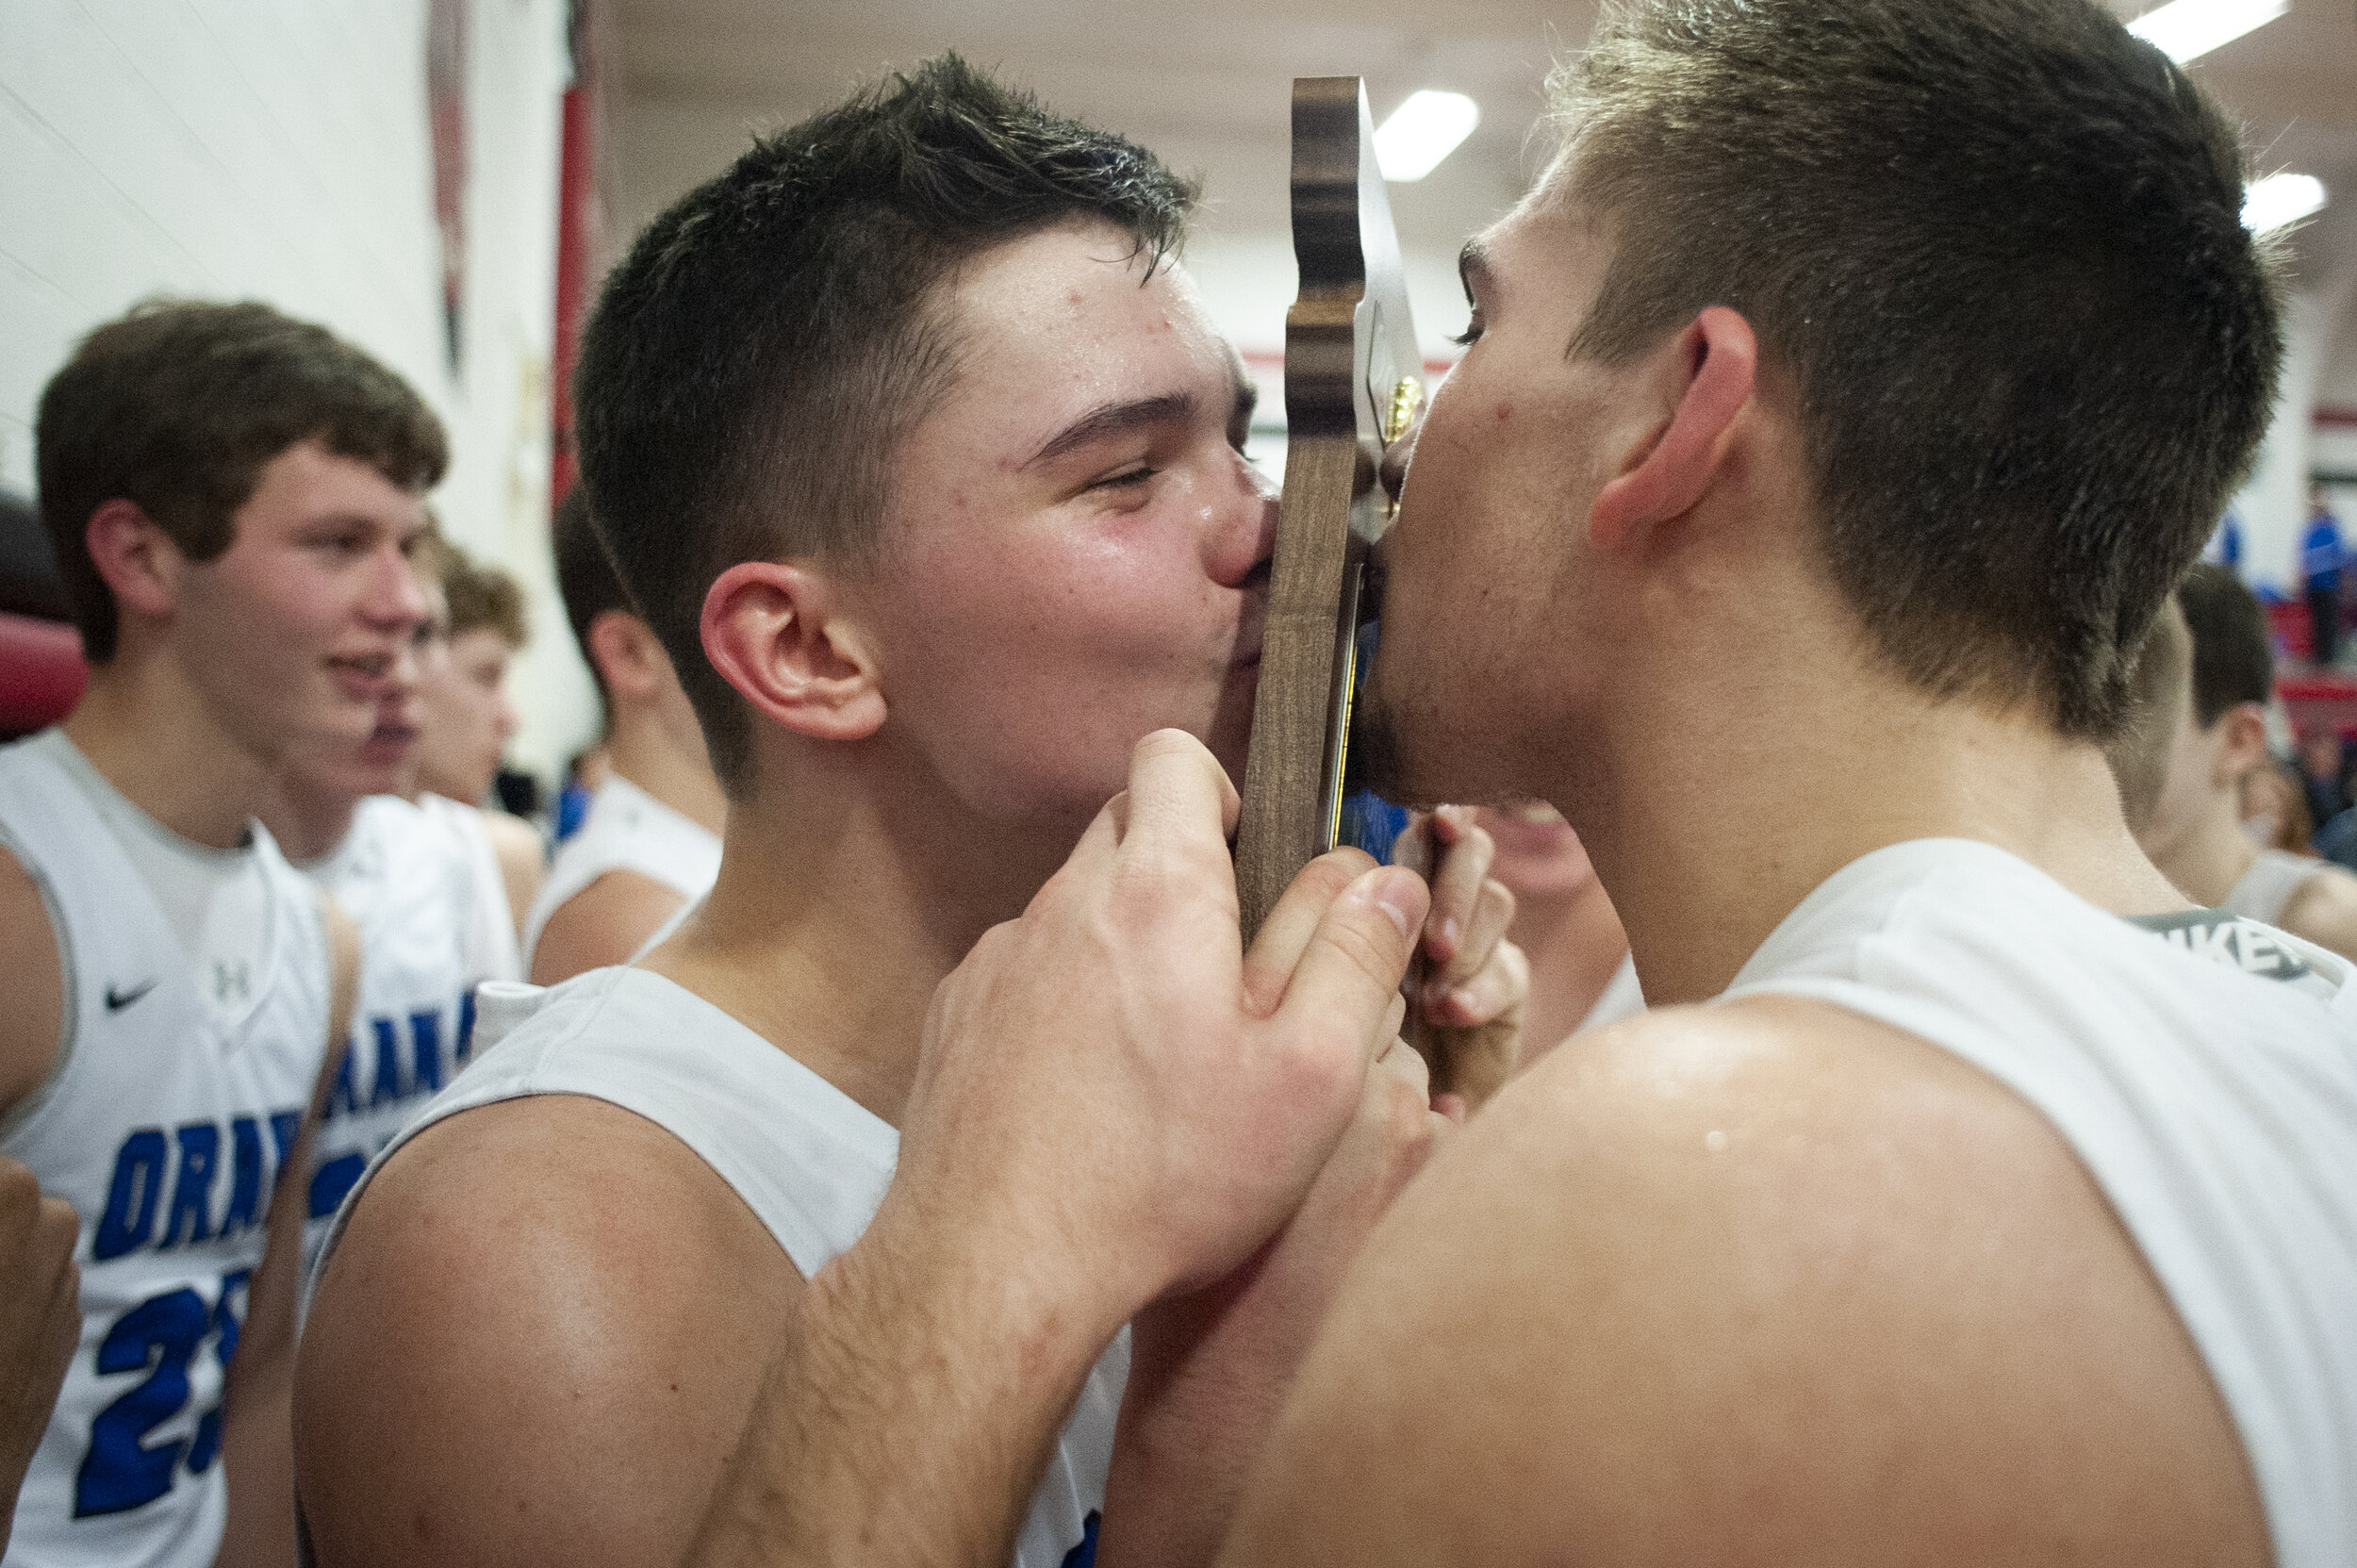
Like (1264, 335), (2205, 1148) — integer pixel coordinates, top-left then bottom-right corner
(408, 543), (541, 956)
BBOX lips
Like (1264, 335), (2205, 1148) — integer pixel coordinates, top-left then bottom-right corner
(326, 652), (397, 702)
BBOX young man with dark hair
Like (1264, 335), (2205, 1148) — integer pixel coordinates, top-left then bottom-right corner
(723, 3), (2357, 1563)
(2121, 565), (2357, 962)
(522, 487), (723, 982)
(294, 58), (1513, 1568)
(0, 299), (435, 1566)
(408, 537), (541, 957)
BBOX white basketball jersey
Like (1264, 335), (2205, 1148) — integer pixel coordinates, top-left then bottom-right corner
(410, 793), (523, 988)
(1723, 838), (2357, 1567)
(0, 731), (329, 1568)
(520, 775), (721, 967)
(308, 966), (1125, 1568)
(295, 796), (514, 1271)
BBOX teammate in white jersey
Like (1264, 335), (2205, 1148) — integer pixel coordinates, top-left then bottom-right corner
(409, 544), (542, 946)
(776, 4), (2357, 1564)
(1, 301), (437, 1567)
(522, 487), (723, 982)
(259, 539), (523, 1269)
(295, 59), (1520, 1568)
(2122, 566), (2357, 961)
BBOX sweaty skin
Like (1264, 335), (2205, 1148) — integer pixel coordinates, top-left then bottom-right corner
(1113, 193), (2267, 1564)
(297, 225), (1516, 1568)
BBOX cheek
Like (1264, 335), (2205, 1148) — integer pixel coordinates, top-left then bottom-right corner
(882, 521), (1235, 817)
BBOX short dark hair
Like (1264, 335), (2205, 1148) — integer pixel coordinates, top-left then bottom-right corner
(1551, 0), (2282, 739)
(2177, 562), (2273, 727)
(37, 300), (447, 661)
(574, 53), (1196, 788)
(438, 542), (529, 651)
(551, 485), (633, 706)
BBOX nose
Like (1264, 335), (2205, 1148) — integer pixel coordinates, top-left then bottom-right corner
(371, 547), (433, 634)
(1211, 449), (1280, 588)
(492, 688), (520, 744)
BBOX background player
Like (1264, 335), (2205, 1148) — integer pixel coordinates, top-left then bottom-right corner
(523, 487), (723, 982)
(0, 299), (434, 1566)
(2121, 564), (2357, 960)
(295, 61), (1513, 1568)
(258, 533), (525, 1267)
(409, 541), (542, 951)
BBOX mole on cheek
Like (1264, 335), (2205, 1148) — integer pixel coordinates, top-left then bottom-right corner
(1495, 402), (1512, 422)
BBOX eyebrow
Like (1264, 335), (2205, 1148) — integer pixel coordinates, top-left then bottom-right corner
(1027, 391), (1196, 468)
(1459, 238), (1492, 305)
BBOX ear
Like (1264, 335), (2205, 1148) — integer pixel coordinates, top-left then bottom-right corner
(2212, 703), (2270, 788)
(1589, 306), (1758, 552)
(700, 561), (885, 743)
(585, 609), (665, 703)
(85, 498), (182, 623)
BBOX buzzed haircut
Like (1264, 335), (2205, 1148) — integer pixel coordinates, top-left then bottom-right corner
(574, 54), (1197, 788)
(2177, 562), (2275, 728)
(550, 485), (634, 706)
(1551, 0), (2282, 740)
(37, 299), (447, 662)
(438, 541), (529, 651)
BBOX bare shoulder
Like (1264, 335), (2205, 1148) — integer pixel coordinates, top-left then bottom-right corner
(2278, 861), (2357, 964)
(479, 808), (546, 936)
(295, 1092), (799, 1568)
(529, 869), (686, 986)
(1221, 997), (2267, 1568)
(0, 843), (63, 1117)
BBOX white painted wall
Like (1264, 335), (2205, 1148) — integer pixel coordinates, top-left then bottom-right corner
(0, 0), (588, 781)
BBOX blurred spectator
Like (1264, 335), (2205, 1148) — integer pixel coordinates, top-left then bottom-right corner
(2301, 486), (2345, 668)
(2242, 757), (2317, 855)
(2294, 726), (2350, 832)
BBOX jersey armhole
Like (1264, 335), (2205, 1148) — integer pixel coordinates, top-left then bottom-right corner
(0, 828), (79, 1139)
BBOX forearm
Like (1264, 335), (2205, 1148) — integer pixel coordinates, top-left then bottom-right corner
(687, 1202), (1129, 1568)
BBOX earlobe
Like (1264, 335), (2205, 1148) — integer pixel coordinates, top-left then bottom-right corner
(700, 562), (886, 743)
(1589, 305), (1759, 552)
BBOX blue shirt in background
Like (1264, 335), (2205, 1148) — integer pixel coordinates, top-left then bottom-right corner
(2303, 512), (2345, 593)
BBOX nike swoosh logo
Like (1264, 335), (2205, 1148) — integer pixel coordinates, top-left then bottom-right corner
(104, 980), (157, 1013)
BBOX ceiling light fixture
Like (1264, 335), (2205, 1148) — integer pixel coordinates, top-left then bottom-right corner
(2126, 0), (2287, 64)
(1375, 91), (1480, 182)
(2243, 172), (2328, 234)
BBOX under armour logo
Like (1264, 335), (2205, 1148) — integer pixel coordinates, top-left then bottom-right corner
(214, 962), (251, 1004)
(104, 980), (157, 1013)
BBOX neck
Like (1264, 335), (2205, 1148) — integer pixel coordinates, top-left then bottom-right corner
(644, 744), (1076, 1128)
(2148, 796), (2260, 908)
(61, 653), (272, 850)
(1505, 877), (1630, 1053)
(255, 780), (360, 865)
(1560, 623), (2184, 1007)
(605, 710), (728, 836)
